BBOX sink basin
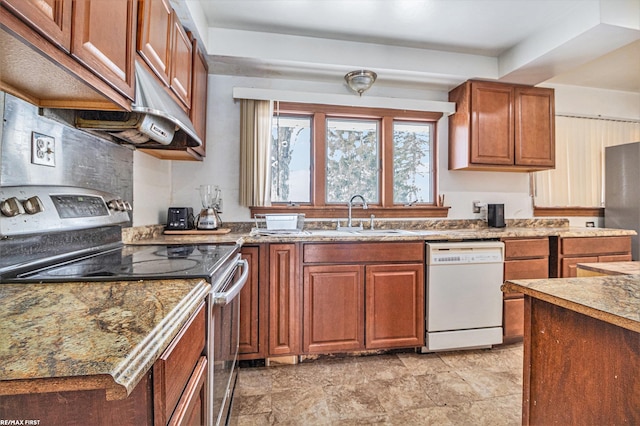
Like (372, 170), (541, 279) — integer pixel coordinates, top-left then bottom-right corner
(353, 229), (417, 235)
(306, 229), (417, 236)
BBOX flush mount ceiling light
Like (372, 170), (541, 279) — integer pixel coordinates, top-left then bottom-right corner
(345, 70), (377, 96)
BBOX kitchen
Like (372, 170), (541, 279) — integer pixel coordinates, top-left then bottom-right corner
(1, 0), (639, 425)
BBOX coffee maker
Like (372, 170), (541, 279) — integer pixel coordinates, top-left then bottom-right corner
(196, 185), (222, 230)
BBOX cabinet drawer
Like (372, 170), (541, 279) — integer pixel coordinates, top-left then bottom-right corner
(504, 258), (548, 281)
(168, 355), (207, 426)
(303, 242), (423, 264)
(561, 236), (631, 256)
(599, 254), (632, 263)
(153, 303), (206, 426)
(504, 238), (549, 259)
(503, 298), (524, 338)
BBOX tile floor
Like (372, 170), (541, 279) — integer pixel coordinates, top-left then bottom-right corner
(231, 342), (523, 425)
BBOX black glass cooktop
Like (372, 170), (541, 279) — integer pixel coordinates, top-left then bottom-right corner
(2, 244), (238, 283)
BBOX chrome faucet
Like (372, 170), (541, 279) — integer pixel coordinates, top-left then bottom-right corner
(341, 194), (368, 230)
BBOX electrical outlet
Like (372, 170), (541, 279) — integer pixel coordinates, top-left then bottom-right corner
(31, 132), (56, 167)
(472, 200), (481, 213)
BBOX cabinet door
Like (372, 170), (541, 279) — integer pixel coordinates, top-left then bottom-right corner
(169, 12), (192, 109)
(303, 265), (365, 353)
(514, 87), (555, 167)
(239, 247), (263, 358)
(71, 0), (136, 100)
(2, 0), (71, 51)
(269, 244), (300, 356)
(470, 81), (514, 165)
(190, 39), (208, 157)
(503, 298), (524, 340)
(365, 263), (424, 349)
(137, 0), (172, 85)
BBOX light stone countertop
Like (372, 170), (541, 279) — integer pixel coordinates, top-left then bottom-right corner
(577, 261), (640, 276)
(0, 279), (210, 400)
(124, 225), (636, 246)
(502, 275), (640, 333)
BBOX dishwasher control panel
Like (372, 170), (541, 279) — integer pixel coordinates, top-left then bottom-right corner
(426, 241), (504, 265)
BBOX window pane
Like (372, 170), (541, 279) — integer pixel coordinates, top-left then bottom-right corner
(393, 121), (434, 204)
(271, 115), (311, 203)
(326, 118), (379, 203)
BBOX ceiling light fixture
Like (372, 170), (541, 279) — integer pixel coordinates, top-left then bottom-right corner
(345, 70), (377, 96)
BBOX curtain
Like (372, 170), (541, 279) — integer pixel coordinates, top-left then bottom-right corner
(239, 99), (274, 206)
(534, 116), (640, 207)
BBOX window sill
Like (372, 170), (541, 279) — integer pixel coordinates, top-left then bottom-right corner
(250, 205), (450, 219)
(534, 207), (604, 217)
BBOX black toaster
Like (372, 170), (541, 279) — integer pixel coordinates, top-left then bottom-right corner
(166, 207), (194, 230)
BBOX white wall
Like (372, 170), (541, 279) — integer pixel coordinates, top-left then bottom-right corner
(132, 150), (172, 226)
(132, 76), (640, 225)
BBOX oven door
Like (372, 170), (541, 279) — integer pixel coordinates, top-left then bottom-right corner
(209, 255), (249, 425)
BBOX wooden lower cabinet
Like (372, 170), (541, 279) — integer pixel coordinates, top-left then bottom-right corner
(552, 236), (632, 278)
(365, 263), (424, 349)
(239, 246), (268, 360)
(302, 242), (424, 354)
(522, 297), (639, 424)
(303, 264), (365, 352)
(268, 243), (300, 356)
(502, 237), (549, 342)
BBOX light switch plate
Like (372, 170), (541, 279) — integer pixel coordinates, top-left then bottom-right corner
(31, 132), (56, 167)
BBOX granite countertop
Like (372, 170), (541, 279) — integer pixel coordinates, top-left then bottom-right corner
(577, 261), (640, 276)
(124, 225), (636, 246)
(0, 279), (211, 400)
(502, 275), (640, 333)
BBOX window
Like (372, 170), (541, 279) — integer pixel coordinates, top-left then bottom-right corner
(262, 103), (444, 218)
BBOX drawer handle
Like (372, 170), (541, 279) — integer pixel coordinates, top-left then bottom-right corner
(213, 259), (249, 306)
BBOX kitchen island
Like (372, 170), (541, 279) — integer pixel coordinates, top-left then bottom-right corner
(0, 279), (210, 421)
(502, 275), (639, 425)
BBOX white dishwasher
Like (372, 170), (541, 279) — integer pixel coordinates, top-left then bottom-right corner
(422, 241), (505, 352)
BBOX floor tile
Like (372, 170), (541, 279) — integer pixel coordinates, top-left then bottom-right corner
(234, 343), (523, 425)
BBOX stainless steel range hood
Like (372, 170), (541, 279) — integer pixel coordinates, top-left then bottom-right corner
(75, 62), (202, 149)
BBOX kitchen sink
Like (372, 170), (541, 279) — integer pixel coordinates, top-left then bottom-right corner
(306, 229), (418, 236)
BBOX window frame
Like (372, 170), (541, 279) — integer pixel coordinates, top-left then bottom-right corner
(251, 102), (449, 219)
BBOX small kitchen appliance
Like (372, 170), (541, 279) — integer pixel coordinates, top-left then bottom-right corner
(487, 204), (505, 228)
(197, 184), (222, 230)
(166, 207), (194, 230)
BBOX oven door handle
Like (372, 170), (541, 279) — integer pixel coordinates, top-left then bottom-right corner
(213, 259), (249, 306)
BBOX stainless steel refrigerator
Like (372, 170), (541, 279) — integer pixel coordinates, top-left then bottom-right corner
(605, 141), (640, 260)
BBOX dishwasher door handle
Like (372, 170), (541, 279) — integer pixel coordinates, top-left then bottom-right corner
(213, 259), (249, 306)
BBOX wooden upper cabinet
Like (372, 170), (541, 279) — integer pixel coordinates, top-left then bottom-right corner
(470, 82), (514, 166)
(449, 80), (555, 172)
(137, 0), (172, 86)
(1, 0), (72, 52)
(515, 86), (555, 167)
(190, 37), (208, 157)
(169, 13), (192, 109)
(71, 0), (137, 100)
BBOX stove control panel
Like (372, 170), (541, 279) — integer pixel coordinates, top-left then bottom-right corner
(0, 186), (131, 236)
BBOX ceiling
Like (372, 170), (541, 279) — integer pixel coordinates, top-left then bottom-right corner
(175, 0), (640, 93)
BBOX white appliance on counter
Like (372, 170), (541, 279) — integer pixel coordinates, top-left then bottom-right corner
(422, 241), (505, 352)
